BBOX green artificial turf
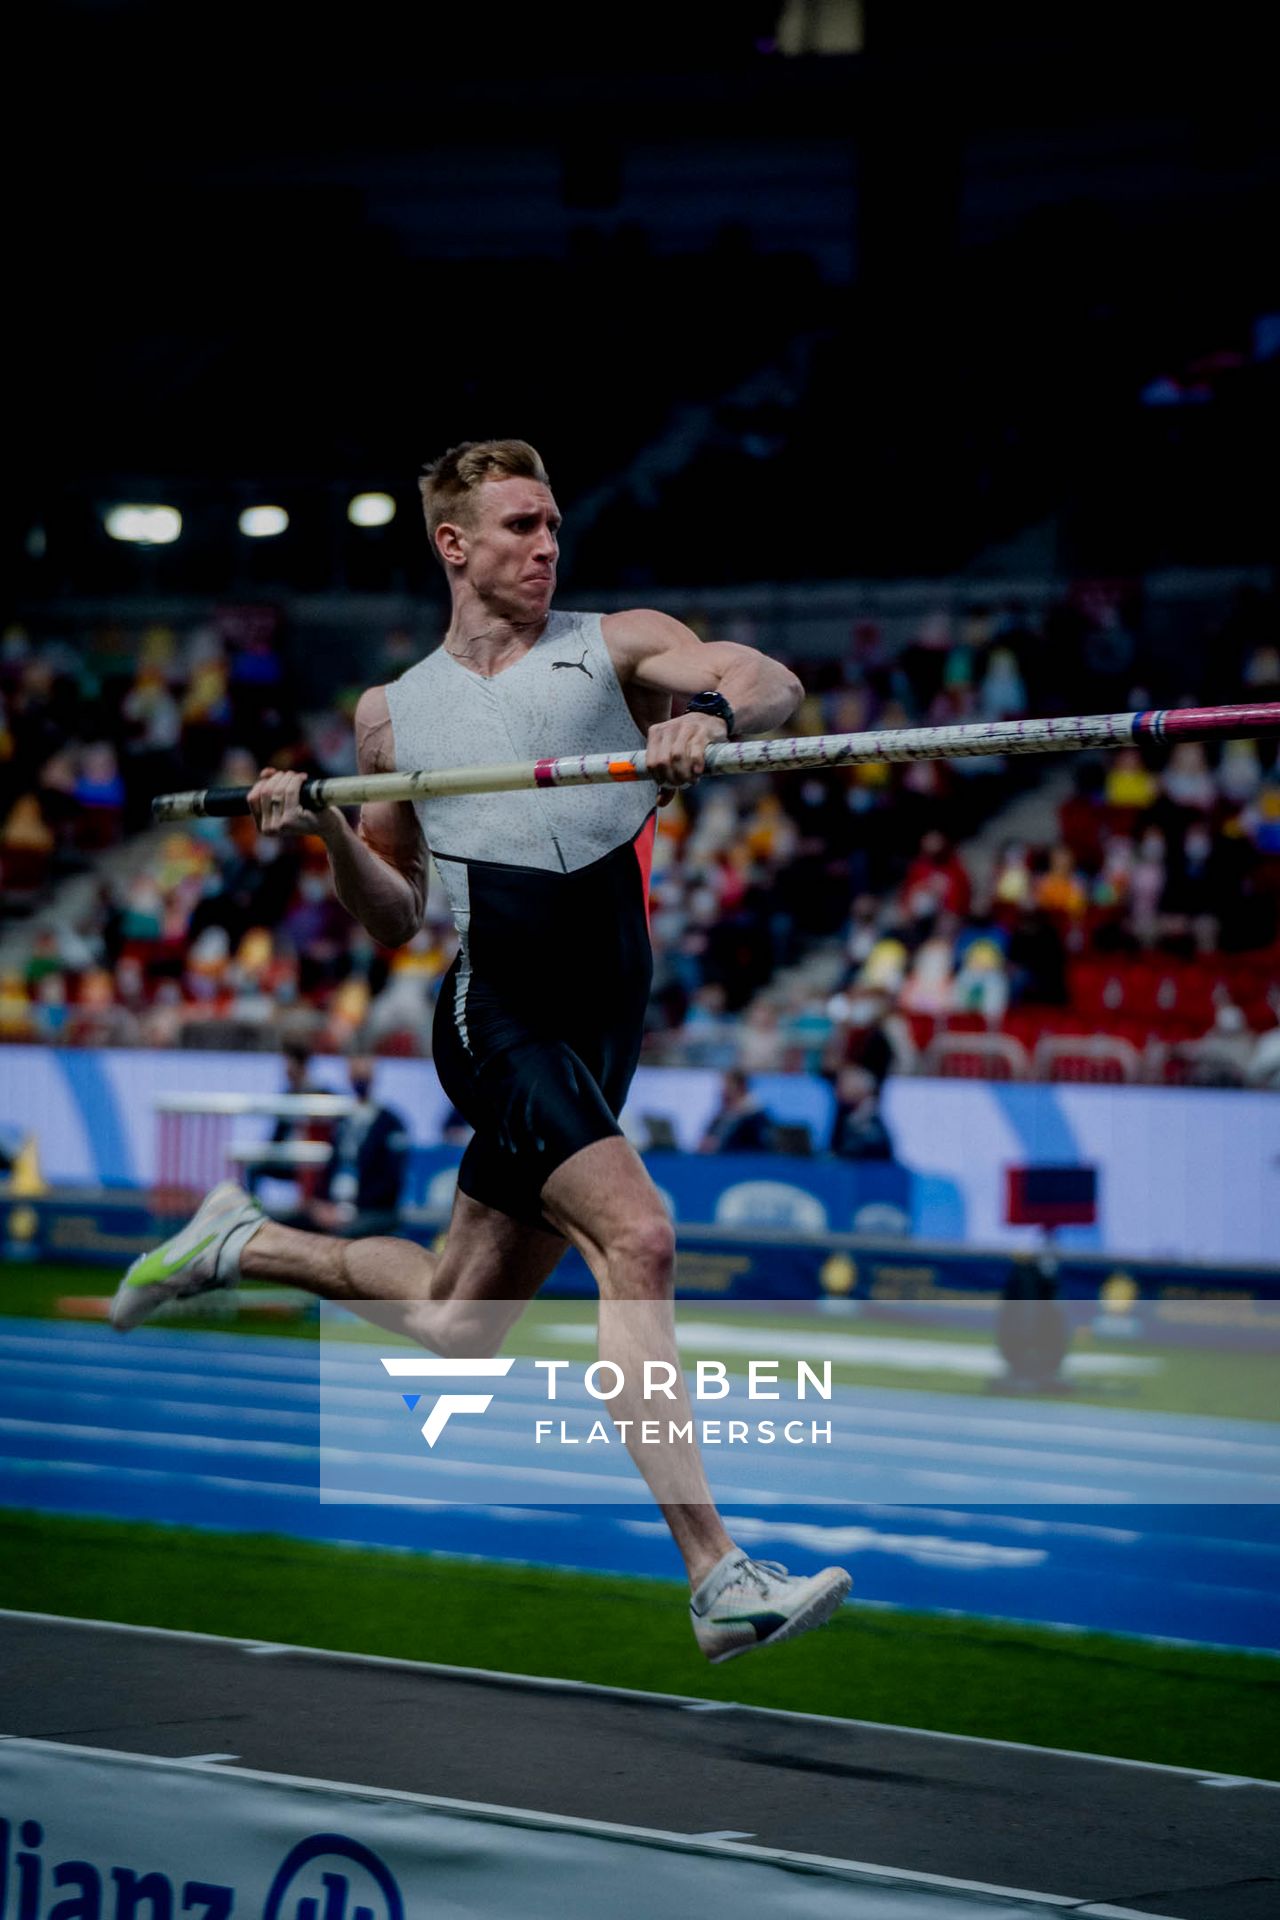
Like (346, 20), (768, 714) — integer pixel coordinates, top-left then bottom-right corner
(0, 1261), (320, 1339)
(1, 1509), (1276, 1779)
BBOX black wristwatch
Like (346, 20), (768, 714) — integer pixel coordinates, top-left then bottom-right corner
(685, 689), (736, 738)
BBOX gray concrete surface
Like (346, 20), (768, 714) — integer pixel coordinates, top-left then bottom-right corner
(1, 1614), (1276, 1919)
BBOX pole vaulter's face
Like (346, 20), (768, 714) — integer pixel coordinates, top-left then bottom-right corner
(463, 477), (561, 620)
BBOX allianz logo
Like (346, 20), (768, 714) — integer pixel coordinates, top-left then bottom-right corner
(714, 1181), (829, 1232)
(0, 1822), (403, 1920)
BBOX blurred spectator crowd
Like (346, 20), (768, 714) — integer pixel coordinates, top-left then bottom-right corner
(2, 582), (1278, 1093)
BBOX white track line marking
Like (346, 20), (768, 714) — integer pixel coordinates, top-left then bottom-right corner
(6, 1326), (1277, 1452)
(14, 1414), (1264, 1504)
(2, 1607), (1276, 1790)
(1075, 1909), (1186, 1919)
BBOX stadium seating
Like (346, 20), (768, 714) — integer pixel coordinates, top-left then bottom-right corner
(922, 1033), (1030, 1081)
(2, 578), (1277, 1102)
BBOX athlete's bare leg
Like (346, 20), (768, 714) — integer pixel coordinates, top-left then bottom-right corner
(241, 1142), (737, 1585)
(540, 1136), (737, 1591)
(240, 1185), (565, 1353)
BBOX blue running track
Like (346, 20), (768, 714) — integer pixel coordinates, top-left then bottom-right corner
(1, 1317), (1278, 1652)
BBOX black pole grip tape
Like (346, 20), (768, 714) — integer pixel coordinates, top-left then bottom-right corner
(200, 787), (255, 817)
(188, 778), (325, 818)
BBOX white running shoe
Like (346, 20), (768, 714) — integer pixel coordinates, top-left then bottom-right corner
(691, 1552), (852, 1664)
(109, 1182), (264, 1332)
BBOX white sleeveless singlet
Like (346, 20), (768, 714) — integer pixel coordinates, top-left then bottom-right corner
(384, 609), (656, 930)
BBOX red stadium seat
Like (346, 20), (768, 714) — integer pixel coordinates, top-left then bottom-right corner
(940, 1011), (989, 1033)
(1068, 963), (1129, 1018)
(1144, 1040), (1196, 1085)
(903, 1012), (937, 1052)
(923, 1032), (1030, 1080)
(1033, 1034), (1141, 1083)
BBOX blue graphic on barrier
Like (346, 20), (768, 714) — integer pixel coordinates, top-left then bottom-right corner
(404, 1146), (916, 1235)
(50, 1050), (132, 1191)
(5, 1043), (1279, 1263)
(263, 1834), (404, 1920)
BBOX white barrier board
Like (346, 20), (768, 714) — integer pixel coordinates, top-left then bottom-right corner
(4, 1042), (1278, 1262)
(0, 1738), (1062, 1919)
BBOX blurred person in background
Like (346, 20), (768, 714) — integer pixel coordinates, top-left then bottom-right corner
(277, 1037), (318, 1105)
(31, 970), (70, 1040)
(1179, 992), (1257, 1087)
(120, 663), (183, 833)
(362, 924), (447, 1056)
(992, 841), (1035, 913)
(952, 933), (1011, 1024)
(1104, 746), (1159, 824)
(735, 997), (787, 1072)
(281, 860), (354, 997)
(697, 1068), (775, 1154)
(245, 1038), (322, 1205)
(822, 982), (909, 1085)
(676, 980), (738, 1068)
(901, 830), (971, 920)
(1129, 827), (1169, 944)
(1007, 905), (1069, 1006)
(899, 912), (960, 1018)
(304, 1049), (409, 1239)
(843, 892), (882, 969)
(1158, 821), (1229, 951)
(1247, 989), (1280, 1088)
(1037, 845), (1088, 923)
(829, 1063), (895, 1162)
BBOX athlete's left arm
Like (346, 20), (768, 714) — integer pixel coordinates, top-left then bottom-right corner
(604, 608), (803, 785)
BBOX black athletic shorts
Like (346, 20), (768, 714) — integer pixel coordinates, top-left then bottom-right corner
(431, 834), (653, 1230)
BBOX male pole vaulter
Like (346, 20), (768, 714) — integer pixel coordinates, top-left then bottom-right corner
(114, 440), (851, 1661)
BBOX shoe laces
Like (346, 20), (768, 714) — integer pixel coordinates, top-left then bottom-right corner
(737, 1557), (788, 1596)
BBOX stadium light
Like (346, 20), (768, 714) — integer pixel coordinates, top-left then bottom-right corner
(348, 492), (396, 528)
(238, 505), (289, 538)
(105, 505), (182, 546)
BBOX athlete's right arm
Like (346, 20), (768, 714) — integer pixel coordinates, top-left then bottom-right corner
(314, 686), (428, 947)
(245, 687), (427, 945)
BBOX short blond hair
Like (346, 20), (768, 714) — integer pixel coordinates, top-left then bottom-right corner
(418, 439), (550, 567)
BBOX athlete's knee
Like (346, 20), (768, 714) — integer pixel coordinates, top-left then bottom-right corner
(607, 1210), (677, 1295)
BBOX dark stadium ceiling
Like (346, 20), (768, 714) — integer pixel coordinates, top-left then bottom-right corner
(8, 1), (1277, 497)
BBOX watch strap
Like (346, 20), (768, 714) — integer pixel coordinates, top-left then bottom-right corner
(685, 690), (736, 739)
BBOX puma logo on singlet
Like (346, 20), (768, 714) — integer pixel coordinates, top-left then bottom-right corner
(552, 648), (593, 678)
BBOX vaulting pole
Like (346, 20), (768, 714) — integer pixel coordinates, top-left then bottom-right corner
(152, 702), (1280, 822)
